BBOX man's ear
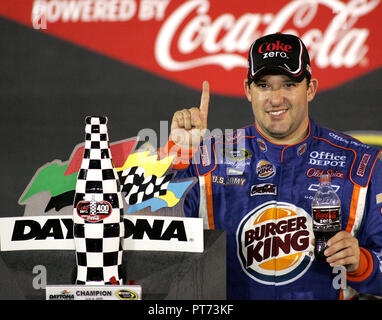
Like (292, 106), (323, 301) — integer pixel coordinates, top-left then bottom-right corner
(307, 78), (318, 102)
(244, 78), (252, 102)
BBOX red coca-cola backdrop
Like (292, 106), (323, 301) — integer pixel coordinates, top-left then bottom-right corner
(1, 0), (381, 95)
(0, 0), (381, 219)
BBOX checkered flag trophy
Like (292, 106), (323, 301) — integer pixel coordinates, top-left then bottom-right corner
(73, 116), (124, 285)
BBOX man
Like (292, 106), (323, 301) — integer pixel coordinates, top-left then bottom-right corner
(165, 33), (382, 299)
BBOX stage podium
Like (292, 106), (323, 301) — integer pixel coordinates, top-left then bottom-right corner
(0, 229), (226, 300)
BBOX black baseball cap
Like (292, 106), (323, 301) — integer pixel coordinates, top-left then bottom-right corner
(247, 33), (312, 85)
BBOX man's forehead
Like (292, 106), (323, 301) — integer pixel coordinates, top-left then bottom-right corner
(256, 73), (297, 82)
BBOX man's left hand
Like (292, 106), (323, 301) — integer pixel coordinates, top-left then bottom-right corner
(324, 231), (360, 273)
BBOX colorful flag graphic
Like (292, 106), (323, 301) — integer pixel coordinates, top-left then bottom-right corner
(117, 150), (192, 213)
(126, 180), (195, 214)
(18, 137), (194, 216)
(18, 138), (137, 212)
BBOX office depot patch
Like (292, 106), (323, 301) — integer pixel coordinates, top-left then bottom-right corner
(237, 201), (314, 285)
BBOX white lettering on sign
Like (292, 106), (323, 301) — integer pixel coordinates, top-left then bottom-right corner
(155, 0), (378, 70)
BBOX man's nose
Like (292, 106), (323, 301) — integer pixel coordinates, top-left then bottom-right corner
(270, 89), (283, 106)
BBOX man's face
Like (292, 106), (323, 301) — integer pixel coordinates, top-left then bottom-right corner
(244, 74), (318, 145)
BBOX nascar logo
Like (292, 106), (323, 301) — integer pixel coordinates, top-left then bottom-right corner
(236, 201), (314, 285)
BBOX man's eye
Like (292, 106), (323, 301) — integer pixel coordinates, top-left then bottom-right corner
(284, 83), (296, 88)
(256, 83), (268, 88)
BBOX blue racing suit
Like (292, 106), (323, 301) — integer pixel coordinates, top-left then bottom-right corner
(174, 118), (382, 299)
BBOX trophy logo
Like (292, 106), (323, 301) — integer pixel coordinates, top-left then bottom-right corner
(76, 199), (112, 222)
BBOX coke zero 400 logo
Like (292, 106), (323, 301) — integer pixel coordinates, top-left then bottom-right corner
(76, 200), (112, 222)
(0, 0), (380, 95)
(237, 201), (314, 285)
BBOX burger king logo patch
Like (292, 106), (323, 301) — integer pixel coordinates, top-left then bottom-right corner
(256, 160), (275, 179)
(237, 201), (314, 285)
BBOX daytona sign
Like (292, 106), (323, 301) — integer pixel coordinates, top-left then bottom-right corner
(0, 215), (204, 252)
(0, 0), (380, 96)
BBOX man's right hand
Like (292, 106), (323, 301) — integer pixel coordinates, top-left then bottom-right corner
(170, 81), (210, 149)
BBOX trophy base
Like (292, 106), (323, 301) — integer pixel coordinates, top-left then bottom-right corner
(46, 284), (141, 300)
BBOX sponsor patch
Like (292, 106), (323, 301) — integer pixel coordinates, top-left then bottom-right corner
(226, 167), (244, 176)
(297, 143), (307, 156)
(250, 183), (277, 196)
(308, 151), (346, 167)
(116, 289), (138, 300)
(212, 175), (246, 186)
(200, 144), (211, 167)
(257, 138), (267, 152)
(237, 201), (313, 285)
(256, 160), (276, 180)
(356, 153), (371, 177)
(224, 148), (252, 162)
(308, 183), (340, 193)
(306, 168), (345, 179)
(328, 132), (368, 148)
(376, 193), (382, 204)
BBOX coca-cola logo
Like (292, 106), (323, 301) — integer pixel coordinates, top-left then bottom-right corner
(0, 0), (380, 96)
(250, 183), (277, 196)
(312, 207), (341, 223)
(314, 212), (337, 220)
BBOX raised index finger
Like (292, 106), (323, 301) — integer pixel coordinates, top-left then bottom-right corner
(199, 80), (210, 120)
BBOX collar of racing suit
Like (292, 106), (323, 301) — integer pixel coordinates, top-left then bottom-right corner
(248, 117), (316, 164)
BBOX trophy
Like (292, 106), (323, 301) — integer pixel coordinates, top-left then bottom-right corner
(45, 116), (141, 299)
(73, 116), (124, 285)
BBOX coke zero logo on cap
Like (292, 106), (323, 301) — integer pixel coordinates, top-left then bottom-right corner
(258, 41), (292, 53)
